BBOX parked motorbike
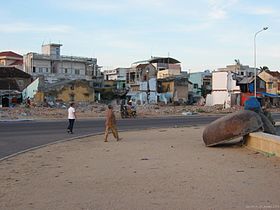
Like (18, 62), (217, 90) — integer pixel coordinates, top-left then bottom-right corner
(120, 104), (137, 118)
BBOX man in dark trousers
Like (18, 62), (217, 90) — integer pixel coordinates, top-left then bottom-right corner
(67, 102), (77, 134)
(104, 105), (121, 142)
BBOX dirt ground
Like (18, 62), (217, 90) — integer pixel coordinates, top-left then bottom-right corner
(0, 126), (279, 210)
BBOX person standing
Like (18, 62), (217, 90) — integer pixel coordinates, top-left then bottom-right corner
(104, 105), (120, 142)
(67, 102), (77, 134)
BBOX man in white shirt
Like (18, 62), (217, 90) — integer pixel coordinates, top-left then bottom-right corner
(67, 102), (77, 134)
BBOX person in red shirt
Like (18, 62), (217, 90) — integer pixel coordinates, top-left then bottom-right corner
(104, 105), (121, 142)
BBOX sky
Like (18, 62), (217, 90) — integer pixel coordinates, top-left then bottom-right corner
(1, 0), (280, 72)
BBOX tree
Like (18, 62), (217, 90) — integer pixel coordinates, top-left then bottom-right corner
(260, 66), (269, 72)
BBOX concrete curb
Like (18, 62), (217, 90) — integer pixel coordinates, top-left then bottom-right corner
(0, 132), (103, 162)
(245, 132), (280, 157)
(0, 127), (159, 162)
(0, 119), (34, 122)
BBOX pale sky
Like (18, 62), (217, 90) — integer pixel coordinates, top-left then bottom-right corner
(1, 0), (280, 72)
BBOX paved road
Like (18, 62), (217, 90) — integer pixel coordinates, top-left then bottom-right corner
(1, 114), (280, 159)
(0, 115), (221, 159)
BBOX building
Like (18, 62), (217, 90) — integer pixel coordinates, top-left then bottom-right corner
(206, 70), (240, 107)
(206, 61), (261, 107)
(218, 60), (256, 78)
(126, 63), (157, 104)
(103, 67), (130, 89)
(189, 70), (212, 98)
(0, 51), (23, 70)
(34, 79), (95, 104)
(0, 66), (32, 107)
(258, 70), (280, 95)
(23, 43), (102, 84)
(127, 57), (181, 104)
(158, 76), (191, 104)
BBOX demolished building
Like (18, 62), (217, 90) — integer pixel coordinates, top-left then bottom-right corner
(33, 79), (95, 105)
(0, 66), (32, 107)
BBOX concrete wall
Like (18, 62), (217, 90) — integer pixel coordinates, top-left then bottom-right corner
(206, 71), (240, 106)
(212, 71), (228, 90)
(22, 78), (40, 100)
(245, 132), (280, 157)
(35, 81), (94, 103)
(56, 83), (94, 102)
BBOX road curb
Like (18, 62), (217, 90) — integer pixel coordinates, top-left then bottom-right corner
(0, 126), (188, 162)
(245, 132), (280, 157)
(0, 132), (103, 162)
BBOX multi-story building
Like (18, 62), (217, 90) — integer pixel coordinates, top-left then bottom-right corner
(23, 43), (101, 84)
(218, 60), (256, 78)
(126, 57), (183, 104)
(103, 67), (130, 89)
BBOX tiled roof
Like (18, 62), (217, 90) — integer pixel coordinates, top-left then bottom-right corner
(267, 71), (280, 79)
(0, 66), (31, 78)
(0, 51), (23, 58)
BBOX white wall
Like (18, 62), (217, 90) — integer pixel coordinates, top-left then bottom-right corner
(206, 71), (240, 106)
(212, 71), (227, 90)
(22, 78), (40, 100)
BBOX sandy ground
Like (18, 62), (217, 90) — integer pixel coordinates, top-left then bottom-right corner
(0, 127), (280, 210)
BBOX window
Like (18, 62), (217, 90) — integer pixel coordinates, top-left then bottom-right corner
(39, 67), (43, 73)
(75, 69), (80, 75)
(260, 81), (265, 89)
(45, 68), (49, 73)
(33, 67), (36, 73)
(268, 82), (273, 89)
(65, 68), (68, 74)
(194, 84), (198, 89)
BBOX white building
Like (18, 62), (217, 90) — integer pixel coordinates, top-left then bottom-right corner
(23, 44), (101, 83)
(103, 68), (129, 81)
(206, 70), (240, 107)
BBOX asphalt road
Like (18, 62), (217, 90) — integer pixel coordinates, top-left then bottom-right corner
(0, 115), (221, 159)
(1, 113), (280, 160)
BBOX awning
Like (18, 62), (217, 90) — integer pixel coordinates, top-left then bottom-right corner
(259, 92), (280, 98)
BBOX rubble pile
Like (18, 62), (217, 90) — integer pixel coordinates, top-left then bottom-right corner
(0, 103), (270, 120)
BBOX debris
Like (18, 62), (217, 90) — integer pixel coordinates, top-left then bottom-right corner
(182, 111), (193, 116)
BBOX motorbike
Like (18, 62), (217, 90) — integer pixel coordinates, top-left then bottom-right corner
(120, 104), (137, 118)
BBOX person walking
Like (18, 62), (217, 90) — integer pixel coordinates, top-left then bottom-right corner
(67, 102), (77, 134)
(104, 104), (121, 142)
